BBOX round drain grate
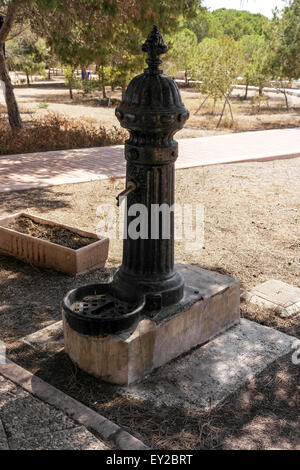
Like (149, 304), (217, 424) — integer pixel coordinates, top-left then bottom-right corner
(62, 283), (146, 336)
(72, 293), (138, 319)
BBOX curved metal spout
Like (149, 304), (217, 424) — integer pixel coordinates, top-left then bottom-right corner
(116, 181), (136, 206)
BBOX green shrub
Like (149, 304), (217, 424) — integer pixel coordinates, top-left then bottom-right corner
(82, 79), (100, 95)
(38, 102), (49, 109)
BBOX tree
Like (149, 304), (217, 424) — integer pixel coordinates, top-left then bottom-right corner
(30, 0), (199, 94)
(192, 36), (244, 127)
(242, 35), (270, 107)
(211, 8), (269, 41)
(238, 34), (266, 100)
(101, 26), (146, 100)
(166, 28), (197, 84)
(0, 0), (199, 128)
(270, 0), (300, 81)
(6, 33), (46, 84)
(35, 37), (59, 80)
(184, 6), (221, 42)
(0, 0), (23, 128)
(0, 0), (63, 128)
(265, 0), (300, 109)
(64, 66), (81, 100)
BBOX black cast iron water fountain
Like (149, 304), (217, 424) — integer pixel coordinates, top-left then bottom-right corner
(63, 26), (191, 336)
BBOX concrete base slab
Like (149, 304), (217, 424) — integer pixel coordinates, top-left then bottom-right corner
(242, 280), (300, 318)
(120, 319), (297, 410)
(63, 265), (240, 385)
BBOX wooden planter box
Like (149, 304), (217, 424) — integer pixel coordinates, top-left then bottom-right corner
(0, 212), (109, 276)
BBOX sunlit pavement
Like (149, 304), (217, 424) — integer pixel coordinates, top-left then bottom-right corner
(0, 128), (299, 193)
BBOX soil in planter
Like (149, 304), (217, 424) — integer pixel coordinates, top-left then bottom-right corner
(7, 216), (95, 250)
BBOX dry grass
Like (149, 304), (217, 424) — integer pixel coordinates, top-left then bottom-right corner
(0, 113), (127, 156)
(184, 90), (300, 133)
(7, 215), (95, 249)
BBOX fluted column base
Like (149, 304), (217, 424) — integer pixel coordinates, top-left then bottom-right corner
(112, 268), (184, 312)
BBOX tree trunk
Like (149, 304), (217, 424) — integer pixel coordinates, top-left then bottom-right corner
(102, 85), (107, 100)
(212, 99), (216, 115)
(121, 86), (126, 100)
(194, 95), (208, 115)
(216, 98), (227, 128)
(244, 83), (249, 100)
(225, 94), (233, 121)
(283, 89), (289, 110)
(107, 89), (112, 107)
(48, 68), (51, 80)
(26, 71), (30, 85)
(68, 83), (73, 100)
(0, 47), (22, 128)
(259, 87), (263, 96)
(184, 70), (188, 86)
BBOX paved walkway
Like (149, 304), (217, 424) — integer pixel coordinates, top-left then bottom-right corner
(0, 358), (148, 450)
(0, 373), (108, 450)
(0, 128), (299, 192)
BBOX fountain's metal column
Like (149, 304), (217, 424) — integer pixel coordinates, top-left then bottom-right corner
(113, 26), (190, 310)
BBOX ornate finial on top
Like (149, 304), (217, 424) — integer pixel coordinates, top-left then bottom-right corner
(142, 25), (168, 74)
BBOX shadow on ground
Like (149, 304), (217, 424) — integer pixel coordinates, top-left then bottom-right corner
(0, 255), (115, 342)
(0, 188), (71, 215)
(14, 83), (67, 90)
(7, 341), (299, 450)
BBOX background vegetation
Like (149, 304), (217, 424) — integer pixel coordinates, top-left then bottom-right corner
(0, 0), (299, 133)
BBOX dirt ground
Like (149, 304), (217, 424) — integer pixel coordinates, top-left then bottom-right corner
(1, 77), (300, 139)
(0, 158), (299, 450)
(1, 157), (299, 342)
(7, 215), (95, 249)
